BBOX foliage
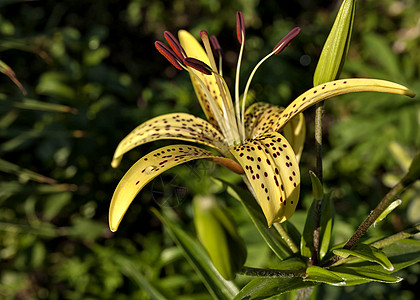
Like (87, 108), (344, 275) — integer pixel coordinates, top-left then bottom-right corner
(0, 0), (419, 299)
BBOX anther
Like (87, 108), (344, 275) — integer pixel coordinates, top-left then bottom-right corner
(236, 11), (245, 44)
(183, 57), (213, 75)
(273, 27), (301, 55)
(155, 41), (183, 70)
(164, 31), (186, 59)
(210, 35), (222, 58)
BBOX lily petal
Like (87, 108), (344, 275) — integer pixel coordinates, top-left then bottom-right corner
(272, 78), (415, 131)
(109, 145), (226, 231)
(229, 132), (300, 226)
(243, 102), (271, 138)
(244, 102), (306, 160)
(111, 113), (227, 168)
(178, 30), (224, 127)
(281, 113), (306, 162)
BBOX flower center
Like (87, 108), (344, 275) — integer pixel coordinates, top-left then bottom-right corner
(155, 11), (301, 147)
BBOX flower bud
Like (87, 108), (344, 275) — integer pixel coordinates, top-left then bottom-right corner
(313, 0), (356, 86)
(193, 195), (247, 280)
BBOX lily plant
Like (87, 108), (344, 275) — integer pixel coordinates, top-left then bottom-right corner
(109, 11), (414, 232)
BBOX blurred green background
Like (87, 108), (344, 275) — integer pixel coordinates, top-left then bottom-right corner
(0, 0), (419, 299)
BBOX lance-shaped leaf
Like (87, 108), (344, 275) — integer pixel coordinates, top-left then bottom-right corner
(304, 266), (345, 285)
(178, 30), (224, 127)
(272, 78), (415, 131)
(333, 243), (394, 271)
(109, 145), (230, 231)
(229, 132), (300, 226)
(153, 208), (238, 300)
(329, 266), (402, 285)
(111, 113), (227, 168)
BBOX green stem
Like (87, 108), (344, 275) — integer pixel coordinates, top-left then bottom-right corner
(324, 176), (413, 267)
(371, 223), (420, 249)
(239, 266), (306, 277)
(311, 102), (324, 265)
(273, 223), (299, 253)
(329, 223), (420, 268)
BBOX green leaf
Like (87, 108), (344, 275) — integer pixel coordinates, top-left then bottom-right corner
(0, 94), (77, 113)
(0, 158), (57, 184)
(234, 276), (316, 300)
(309, 171), (323, 201)
(333, 243), (394, 271)
(219, 178), (293, 259)
(193, 195), (247, 280)
(329, 266), (401, 286)
(374, 199), (401, 225)
(304, 266), (344, 285)
(114, 256), (169, 300)
(153, 208), (238, 300)
(0, 59), (26, 94)
(406, 151), (420, 183)
(348, 239), (420, 274)
(319, 196), (334, 260)
(300, 200), (316, 258)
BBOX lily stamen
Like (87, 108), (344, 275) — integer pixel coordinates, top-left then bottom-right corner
(210, 35), (223, 76)
(164, 31), (187, 59)
(154, 41), (184, 70)
(240, 27), (301, 138)
(235, 11), (246, 141)
(183, 57), (213, 75)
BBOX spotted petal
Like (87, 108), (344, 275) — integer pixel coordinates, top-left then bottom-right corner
(272, 78), (415, 131)
(243, 102), (271, 138)
(111, 113), (227, 168)
(110, 145), (231, 231)
(244, 102), (305, 160)
(245, 103), (284, 139)
(229, 132), (300, 227)
(281, 112), (306, 162)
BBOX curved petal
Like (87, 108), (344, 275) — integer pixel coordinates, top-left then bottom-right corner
(178, 30), (224, 128)
(109, 145), (225, 231)
(244, 102), (305, 160)
(244, 102), (284, 139)
(229, 132), (300, 227)
(272, 78), (415, 131)
(243, 102), (271, 138)
(111, 113), (227, 168)
(281, 113), (306, 162)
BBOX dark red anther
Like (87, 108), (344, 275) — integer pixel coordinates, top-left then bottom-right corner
(236, 11), (245, 44)
(183, 57), (213, 75)
(155, 41), (183, 70)
(164, 31), (186, 59)
(210, 35), (222, 58)
(273, 27), (301, 55)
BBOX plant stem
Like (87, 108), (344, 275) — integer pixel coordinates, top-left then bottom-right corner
(323, 175), (413, 267)
(274, 223), (299, 253)
(343, 180), (408, 249)
(371, 223), (420, 249)
(239, 266), (306, 277)
(311, 102), (324, 265)
(329, 224), (420, 268)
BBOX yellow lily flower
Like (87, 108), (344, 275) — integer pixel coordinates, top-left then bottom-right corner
(109, 11), (414, 232)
